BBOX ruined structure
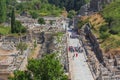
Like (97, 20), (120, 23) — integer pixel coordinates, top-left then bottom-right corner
(90, 0), (113, 12)
(80, 23), (120, 80)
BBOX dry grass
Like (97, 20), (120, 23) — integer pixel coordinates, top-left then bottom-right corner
(29, 44), (41, 59)
(104, 48), (120, 58)
(62, 10), (68, 18)
(89, 13), (106, 30)
(81, 13), (106, 38)
(81, 13), (106, 30)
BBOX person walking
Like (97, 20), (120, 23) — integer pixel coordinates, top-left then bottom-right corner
(72, 53), (75, 60)
(76, 53), (78, 57)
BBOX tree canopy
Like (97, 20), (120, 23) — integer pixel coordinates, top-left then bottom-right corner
(27, 54), (68, 80)
(48, 0), (86, 11)
(0, 0), (6, 23)
(9, 70), (32, 80)
(38, 18), (45, 24)
(9, 54), (68, 80)
(101, 1), (120, 35)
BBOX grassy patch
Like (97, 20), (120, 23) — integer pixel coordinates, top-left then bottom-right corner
(85, 0), (90, 3)
(0, 26), (11, 35)
(55, 32), (64, 43)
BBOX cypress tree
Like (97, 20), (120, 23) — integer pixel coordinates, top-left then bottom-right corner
(0, 0), (6, 23)
(11, 8), (15, 33)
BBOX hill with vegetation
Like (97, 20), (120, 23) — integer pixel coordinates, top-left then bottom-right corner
(48, 0), (89, 11)
(12, 0), (63, 16)
(0, 0), (63, 35)
(78, 0), (120, 54)
(100, 0), (120, 54)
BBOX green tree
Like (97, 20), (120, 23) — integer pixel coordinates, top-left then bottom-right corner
(48, 0), (86, 11)
(9, 54), (68, 80)
(11, 8), (27, 33)
(105, 17), (113, 27)
(67, 10), (76, 19)
(15, 20), (27, 33)
(100, 32), (110, 39)
(27, 54), (68, 80)
(9, 70), (33, 80)
(38, 17), (45, 24)
(30, 12), (39, 19)
(0, 0), (7, 23)
(11, 8), (16, 33)
(16, 42), (28, 55)
(99, 25), (108, 32)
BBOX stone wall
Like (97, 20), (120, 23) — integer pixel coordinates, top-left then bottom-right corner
(84, 23), (104, 63)
(80, 23), (120, 80)
(89, 0), (113, 12)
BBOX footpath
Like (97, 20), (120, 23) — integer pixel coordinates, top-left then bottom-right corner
(67, 31), (94, 80)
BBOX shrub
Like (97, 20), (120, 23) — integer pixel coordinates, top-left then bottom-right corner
(30, 11), (39, 19)
(38, 17), (45, 24)
(100, 32), (110, 39)
(99, 25), (108, 32)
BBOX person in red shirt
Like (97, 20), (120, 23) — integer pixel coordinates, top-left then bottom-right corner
(76, 53), (78, 57)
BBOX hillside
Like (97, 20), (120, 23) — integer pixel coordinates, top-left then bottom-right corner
(3, 0), (64, 18)
(99, 1), (120, 54)
(101, 0), (120, 34)
(79, 1), (120, 55)
(48, 0), (88, 11)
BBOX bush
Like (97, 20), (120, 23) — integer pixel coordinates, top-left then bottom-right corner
(38, 17), (45, 24)
(0, 26), (10, 35)
(67, 10), (76, 19)
(99, 25), (108, 32)
(109, 26), (120, 35)
(15, 21), (27, 33)
(30, 11), (39, 19)
(77, 19), (89, 29)
(100, 32), (110, 39)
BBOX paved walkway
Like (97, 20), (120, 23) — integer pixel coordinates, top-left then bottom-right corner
(67, 30), (94, 80)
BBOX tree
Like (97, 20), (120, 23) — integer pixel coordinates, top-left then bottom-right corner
(105, 17), (113, 27)
(30, 12), (39, 19)
(38, 18), (45, 24)
(99, 25), (108, 32)
(27, 54), (68, 80)
(11, 8), (16, 33)
(6, 0), (16, 6)
(9, 70), (33, 80)
(48, 0), (86, 11)
(67, 10), (76, 19)
(16, 42), (28, 55)
(100, 32), (110, 40)
(0, 0), (7, 23)
(15, 20), (27, 33)
(11, 9), (27, 33)
(9, 54), (68, 80)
